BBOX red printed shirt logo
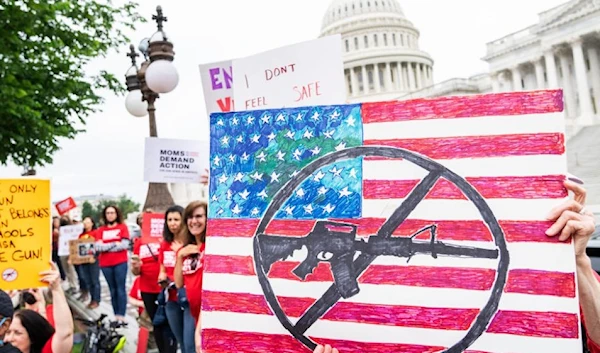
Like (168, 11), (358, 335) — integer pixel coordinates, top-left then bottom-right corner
(163, 251), (176, 268)
(102, 229), (121, 241)
(140, 243), (160, 260)
(182, 252), (204, 275)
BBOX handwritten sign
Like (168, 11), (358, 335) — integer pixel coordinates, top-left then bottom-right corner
(55, 196), (76, 216)
(144, 137), (209, 184)
(0, 179), (51, 290)
(232, 35), (345, 111)
(69, 238), (96, 265)
(58, 224), (84, 256)
(141, 213), (165, 244)
(199, 59), (234, 116)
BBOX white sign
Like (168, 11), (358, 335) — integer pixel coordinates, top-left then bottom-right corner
(232, 35), (345, 111)
(144, 137), (209, 184)
(58, 224), (84, 257)
(199, 59), (234, 116)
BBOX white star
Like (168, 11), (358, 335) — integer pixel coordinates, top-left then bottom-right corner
(221, 135), (230, 146)
(276, 150), (286, 161)
(234, 172), (245, 182)
(211, 194), (218, 202)
(290, 170), (299, 178)
(270, 172), (281, 183)
(219, 174), (228, 184)
(349, 168), (358, 179)
(323, 129), (335, 139)
(256, 151), (267, 162)
(247, 116), (255, 125)
(310, 146), (321, 156)
(311, 112), (320, 121)
(241, 152), (250, 162)
(296, 113), (303, 121)
(335, 142), (347, 151)
(239, 189), (250, 200)
(303, 204), (314, 214)
(213, 156), (221, 166)
(293, 148), (302, 161)
(232, 117), (239, 125)
(267, 132), (276, 141)
(303, 130), (314, 139)
(314, 171), (325, 182)
(251, 208), (260, 216)
(228, 154), (235, 162)
(346, 116), (356, 127)
(329, 166), (343, 177)
(236, 135), (244, 143)
(339, 187), (353, 198)
(232, 204), (242, 215)
(285, 206), (295, 215)
(251, 134), (260, 143)
(217, 119), (224, 126)
(318, 186), (328, 195)
(330, 111), (341, 119)
(261, 115), (271, 124)
(258, 190), (268, 199)
(296, 188), (305, 198)
(226, 190), (232, 200)
(217, 209), (224, 215)
(285, 130), (295, 140)
(276, 113), (286, 122)
(322, 204), (336, 214)
(250, 172), (264, 181)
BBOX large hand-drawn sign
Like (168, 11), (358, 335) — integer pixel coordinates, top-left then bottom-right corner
(202, 91), (581, 353)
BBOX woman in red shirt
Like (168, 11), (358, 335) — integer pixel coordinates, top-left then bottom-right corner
(174, 201), (206, 353)
(77, 216), (101, 309)
(94, 205), (130, 322)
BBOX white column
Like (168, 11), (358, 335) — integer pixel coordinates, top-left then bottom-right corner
(559, 51), (575, 119)
(384, 62), (392, 92)
(511, 66), (522, 91)
(350, 67), (358, 97)
(374, 64), (381, 93)
(491, 73), (500, 92)
(572, 39), (594, 125)
(415, 64), (423, 89)
(534, 58), (545, 89)
(407, 63), (416, 91)
(428, 66), (434, 85)
(544, 50), (559, 88)
(586, 46), (600, 119)
(397, 63), (405, 91)
(361, 65), (369, 94)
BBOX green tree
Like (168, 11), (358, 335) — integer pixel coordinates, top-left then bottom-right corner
(0, 1), (144, 167)
(92, 195), (140, 224)
(81, 200), (96, 221)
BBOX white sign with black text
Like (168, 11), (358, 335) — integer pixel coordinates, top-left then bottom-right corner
(144, 138), (209, 184)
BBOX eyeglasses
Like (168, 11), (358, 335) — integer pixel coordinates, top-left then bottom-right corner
(188, 215), (205, 220)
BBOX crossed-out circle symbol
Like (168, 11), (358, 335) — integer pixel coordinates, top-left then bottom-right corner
(253, 146), (510, 352)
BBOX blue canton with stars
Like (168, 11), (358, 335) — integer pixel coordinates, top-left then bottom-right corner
(209, 104), (363, 219)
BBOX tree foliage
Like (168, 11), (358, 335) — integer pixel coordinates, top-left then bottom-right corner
(0, 0), (144, 167)
(81, 194), (141, 224)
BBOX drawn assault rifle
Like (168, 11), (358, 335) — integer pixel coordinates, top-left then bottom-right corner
(257, 220), (499, 299)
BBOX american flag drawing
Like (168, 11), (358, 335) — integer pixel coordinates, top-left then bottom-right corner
(203, 90), (580, 353)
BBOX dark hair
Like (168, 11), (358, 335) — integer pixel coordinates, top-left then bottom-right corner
(81, 216), (97, 234)
(163, 205), (184, 243)
(59, 215), (72, 227)
(180, 201), (207, 245)
(14, 309), (55, 353)
(102, 205), (123, 225)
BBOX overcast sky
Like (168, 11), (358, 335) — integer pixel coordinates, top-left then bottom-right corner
(1, 0), (569, 203)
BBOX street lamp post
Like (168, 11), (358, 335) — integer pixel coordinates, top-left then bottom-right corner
(125, 5), (179, 212)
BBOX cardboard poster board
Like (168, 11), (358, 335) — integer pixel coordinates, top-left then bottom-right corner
(0, 179), (52, 290)
(201, 90), (581, 353)
(69, 238), (96, 265)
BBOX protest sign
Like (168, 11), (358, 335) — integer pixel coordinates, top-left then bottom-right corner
(69, 238), (96, 265)
(0, 179), (52, 290)
(199, 59), (234, 116)
(144, 137), (209, 184)
(58, 224), (84, 256)
(55, 196), (76, 215)
(141, 213), (165, 244)
(232, 35), (345, 111)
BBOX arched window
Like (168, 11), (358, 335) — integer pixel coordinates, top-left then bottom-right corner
(392, 33), (396, 46)
(383, 33), (388, 46)
(354, 37), (359, 50)
(364, 35), (369, 48)
(374, 34), (378, 47)
(400, 34), (404, 46)
(345, 39), (350, 52)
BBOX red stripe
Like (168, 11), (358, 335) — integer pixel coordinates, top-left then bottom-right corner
(362, 90), (563, 123)
(364, 175), (567, 199)
(363, 133), (565, 160)
(208, 219), (568, 244)
(204, 255), (575, 297)
(201, 292), (577, 338)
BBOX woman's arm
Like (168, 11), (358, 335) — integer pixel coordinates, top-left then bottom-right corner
(158, 264), (168, 282)
(174, 252), (185, 288)
(195, 311), (202, 353)
(41, 263), (74, 353)
(128, 296), (144, 309)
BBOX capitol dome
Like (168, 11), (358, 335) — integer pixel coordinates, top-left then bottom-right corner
(320, 0), (434, 102)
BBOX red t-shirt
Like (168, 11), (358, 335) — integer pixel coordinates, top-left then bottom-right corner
(133, 240), (161, 293)
(41, 334), (54, 353)
(178, 243), (205, 322)
(94, 224), (130, 267)
(128, 277), (144, 315)
(79, 230), (96, 240)
(159, 240), (179, 302)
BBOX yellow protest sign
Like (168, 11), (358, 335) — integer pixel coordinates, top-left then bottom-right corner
(0, 179), (52, 290)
